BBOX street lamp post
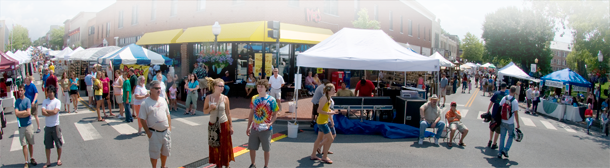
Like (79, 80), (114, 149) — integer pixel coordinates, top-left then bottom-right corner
(534, 58), (539, 78)
(212, 21), (221, 54)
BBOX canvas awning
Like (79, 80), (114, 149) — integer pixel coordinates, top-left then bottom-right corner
(175, 21), (333, 44)
(136, 29), (184, 45)
(430, 52), (455, 67)
(498, 62), (532, 80)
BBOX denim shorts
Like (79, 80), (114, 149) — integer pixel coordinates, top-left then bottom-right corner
(318, 123), (331, 134)
(329, 124), (336, 135)
(95, 95), (103, 101)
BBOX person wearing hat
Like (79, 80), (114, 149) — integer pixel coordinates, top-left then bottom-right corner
(419, 94), (445, 145)
(221, 71), (233, 96)
(445, 102), (469, 147)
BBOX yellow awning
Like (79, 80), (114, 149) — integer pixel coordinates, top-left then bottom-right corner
(136, 29), (184, 45)
(175, 21), (333, 44)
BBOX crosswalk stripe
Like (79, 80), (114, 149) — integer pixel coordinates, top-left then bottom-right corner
(74, 122), (103, 141)
(520, 117), (536, 127)
(105, 118), (138, 135)
(175, 118), (200, 126)
(540, 120), (558, 130)
(477, 111), (485, 120)
(564, 127), (577, 133)
(10, 131), (21, 152)
(461, 110), (469, 118)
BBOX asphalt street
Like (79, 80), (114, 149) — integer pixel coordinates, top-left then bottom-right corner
(1, 74), (608, 167)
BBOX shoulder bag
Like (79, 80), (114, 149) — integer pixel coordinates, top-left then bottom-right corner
(208, 96), (222, 147)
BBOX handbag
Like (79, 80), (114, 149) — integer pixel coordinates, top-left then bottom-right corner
(208, 96), (222, 147)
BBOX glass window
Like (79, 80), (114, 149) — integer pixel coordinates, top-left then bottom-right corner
(389, 11), (393, 31)
(118, 11), (123, 28)
(194, 42), (233, 79)
(374, 5), (378, 20)
(198, 0), (206, 11)
(289, 0), (299, 7)
(170, 0), (177, 16)
(132, 6), (138, 25)
(324, 0), (338, 15)
(408, 20), (412, 36)
(151, 0), (157, 20)
(233, 0), (246, 5)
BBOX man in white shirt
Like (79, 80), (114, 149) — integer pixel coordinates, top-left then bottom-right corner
(41, 85), (64, 167)
(525, 83), (534, 113)
(497, 86), (520, 159)
(140, 80), (172, 168)
(268, 68), (285, 111)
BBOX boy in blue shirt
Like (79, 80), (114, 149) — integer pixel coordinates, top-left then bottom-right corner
(16, 85), (38, 167)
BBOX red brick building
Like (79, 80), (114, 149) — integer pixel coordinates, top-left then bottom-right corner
(76, 0), (435, 85)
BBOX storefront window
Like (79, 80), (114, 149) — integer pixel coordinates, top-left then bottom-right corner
(235, 43), (254, 82)
(193, 42), (233, 79)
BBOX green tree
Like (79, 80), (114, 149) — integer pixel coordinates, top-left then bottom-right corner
(49, 26), (64, 50)
(7, 24), (31, 51)
(352, 8), (380, 29)
(32, 36), (45, 47)
(460, 32), (484, 62)
(530, 0), (609, 76)
(482, 7), (555, 74)
(566, 49), (596, 75)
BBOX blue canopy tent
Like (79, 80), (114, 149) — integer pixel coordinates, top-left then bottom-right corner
(541, 68), (592, 88)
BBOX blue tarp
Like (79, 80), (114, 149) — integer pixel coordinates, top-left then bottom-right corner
(321, 114), (434, 139)
(541, 68), (592, 88)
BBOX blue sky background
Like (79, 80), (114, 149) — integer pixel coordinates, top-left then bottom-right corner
(1, 0), (575, 44)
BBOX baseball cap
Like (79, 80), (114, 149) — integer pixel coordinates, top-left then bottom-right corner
(451, 101), (457, 106)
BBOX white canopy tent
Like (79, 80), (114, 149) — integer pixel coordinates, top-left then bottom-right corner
(429, 52), (455, 67)
(498, 62), (532, 80)
(70, 46), (120, 61)
(297, 28), (439, 72)
(65, 47), (84, 60)
(294, 28), (440, 124)
(52, 47), (73, 60)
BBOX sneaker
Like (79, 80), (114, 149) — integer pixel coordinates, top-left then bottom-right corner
(434, 138), (439, 145)
(497, 153), (503, 159)
(117, 115), (124, 119)
(491, 144), (498, 150)
(487, 140), (492, 148)
(418, 139), (423, 145)
(502, 151), (509, 158)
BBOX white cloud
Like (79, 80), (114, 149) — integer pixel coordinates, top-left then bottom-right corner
(43, 14), (74, 25)
(432, 3), (457, 12)
(6, 2), (34, 16)
(60, 0), (91, 8)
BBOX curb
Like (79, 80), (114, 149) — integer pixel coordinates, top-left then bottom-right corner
(517, 104), (605, 132)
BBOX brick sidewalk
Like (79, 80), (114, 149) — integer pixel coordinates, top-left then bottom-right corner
(177, 96), (315, 121)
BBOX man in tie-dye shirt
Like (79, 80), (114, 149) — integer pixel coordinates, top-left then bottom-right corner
(247, 79), (279, 168)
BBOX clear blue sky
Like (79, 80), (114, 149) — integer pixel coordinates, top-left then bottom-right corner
(418, 0), (573, 43)
(1, 0), (574, 44)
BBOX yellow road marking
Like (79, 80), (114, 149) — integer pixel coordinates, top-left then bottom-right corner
(466, 89), (480, 107)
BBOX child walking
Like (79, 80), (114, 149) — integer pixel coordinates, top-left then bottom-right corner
(169, 83), (178, 112)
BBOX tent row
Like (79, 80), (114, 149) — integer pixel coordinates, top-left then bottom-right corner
(42, 44), (172, 66)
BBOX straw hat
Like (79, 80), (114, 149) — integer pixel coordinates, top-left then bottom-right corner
(429, 94), (439, 100)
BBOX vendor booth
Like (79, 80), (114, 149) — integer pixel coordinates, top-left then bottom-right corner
(0, 51), (20, 112)
(538, 68), (591, 122)
(296, 28), (440, 138)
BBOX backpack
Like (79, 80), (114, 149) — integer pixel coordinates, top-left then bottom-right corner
(501, 96), (516, 120)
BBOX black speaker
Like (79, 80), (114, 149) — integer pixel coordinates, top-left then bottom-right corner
(394, 97), (426, 128)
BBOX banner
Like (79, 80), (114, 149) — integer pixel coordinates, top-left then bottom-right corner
(120, 64), (150, 82)
(545, 80), (563, 88)
(254, 53), (274, 77)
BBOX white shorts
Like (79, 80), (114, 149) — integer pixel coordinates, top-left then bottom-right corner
(61, 91), (71, 104)
(440, 87), (446, 97)
(115, 94), (123, 104)
(269, 88), (281, 100)
(149, 130), (171, 159)
(87, 85), (93, 97)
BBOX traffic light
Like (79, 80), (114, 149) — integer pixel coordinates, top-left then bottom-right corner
(267, 21), (280, 39)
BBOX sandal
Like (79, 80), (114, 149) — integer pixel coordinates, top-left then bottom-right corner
(459, 142), (466, 146)
(43, 164), (51, 168)
(327, 151), (334, 154)
(321, 158), (333, 164)
(447, 142), (453, 147)
(30, 158), (38, 166)
(57, 160), (62, 166)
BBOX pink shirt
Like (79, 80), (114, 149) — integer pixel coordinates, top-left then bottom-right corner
(169, 87), (177, 99)
(102, 77), (110, 93)
(305, 76), (314, 86)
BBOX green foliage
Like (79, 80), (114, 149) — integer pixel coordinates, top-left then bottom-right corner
(566, 49), (597, 74)
(530, 0), (609, 76)
(482, 7), (555, 74)
(460, 32), (484, 62)
(7, 24), (31, 51)
(49, 26), (64, 50)
(352, 8), (380, 29)
(32, 37), (45, 47)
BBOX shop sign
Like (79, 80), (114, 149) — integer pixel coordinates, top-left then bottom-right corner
(120, 64), (150, 82)
(306, 8), (321, 23)
(545, 80), (563, 88)
(254, 53), (273, 77)
(573, 85), (587, 92)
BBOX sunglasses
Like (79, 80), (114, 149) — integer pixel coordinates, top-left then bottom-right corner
(216, 85), (225, 87)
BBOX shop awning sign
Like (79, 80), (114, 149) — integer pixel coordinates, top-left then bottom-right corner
(545, 80), (563, 88)
(572, 85), (588, 92)
(305, 8), (321, 23)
